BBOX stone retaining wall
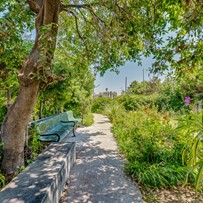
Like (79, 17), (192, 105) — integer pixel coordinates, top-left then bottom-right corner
(0, 142), (76, 203)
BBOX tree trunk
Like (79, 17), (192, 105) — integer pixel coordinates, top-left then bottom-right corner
(1, 0), (60, 178)
(1, 82), (40, 178)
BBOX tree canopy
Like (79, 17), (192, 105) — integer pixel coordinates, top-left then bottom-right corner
(150, 0), (203, 76)
(0, 0), (203, 179)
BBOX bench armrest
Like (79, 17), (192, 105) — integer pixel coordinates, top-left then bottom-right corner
(60, 120), (76, 126)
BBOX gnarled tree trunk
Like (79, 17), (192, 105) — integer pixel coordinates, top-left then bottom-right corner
(1, 82), (40, 177)
(1, 0), (60, 179)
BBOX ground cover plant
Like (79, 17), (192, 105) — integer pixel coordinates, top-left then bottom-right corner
(110, 107), (196, 188)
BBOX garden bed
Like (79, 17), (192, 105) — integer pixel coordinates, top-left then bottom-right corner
(142, 186), (203, 203)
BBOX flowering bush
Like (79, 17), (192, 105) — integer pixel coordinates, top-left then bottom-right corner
(184, 96), (191, 105)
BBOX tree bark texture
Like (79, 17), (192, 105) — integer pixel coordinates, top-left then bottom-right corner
(1, 0), (60, 178)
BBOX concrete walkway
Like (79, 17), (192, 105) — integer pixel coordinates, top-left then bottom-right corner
(60, 114), (143, 203)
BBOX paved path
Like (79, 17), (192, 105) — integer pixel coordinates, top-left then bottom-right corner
(60, 114), (143, 203)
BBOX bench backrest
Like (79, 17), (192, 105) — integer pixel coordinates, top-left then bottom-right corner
(34, 111), (81, 134)
(63, 111), (81, 123)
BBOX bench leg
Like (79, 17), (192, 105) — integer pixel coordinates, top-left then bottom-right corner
(72, 126), (76, 137)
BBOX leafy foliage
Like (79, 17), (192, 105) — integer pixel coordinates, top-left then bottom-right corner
(125, 77), (203, 113)
(92, 97), (114, 113)
(0, 1), (34, 112)
(155, 78), (186, 112)
(117, 94), (157, 111)
(28, 127), (42, 160)
(108, 107), (196, 188)
(24, 125), (42, 165)
(82, 113), (94, 127)
(150, 0), (203, 77)
(128, 78), (161, 95)
(104, 103), (125, 123)
(32, 43), (95, 119)
(176, 112), (203, 191)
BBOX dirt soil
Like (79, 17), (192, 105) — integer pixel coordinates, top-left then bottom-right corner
(142, 186), (203, 203)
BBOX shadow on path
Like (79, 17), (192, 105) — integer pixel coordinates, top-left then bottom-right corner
(60, 114), (143, 203)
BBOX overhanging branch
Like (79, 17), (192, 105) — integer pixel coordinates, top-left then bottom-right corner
(60, 2), (106, 25)
(78, 8), (94, 27)
(60, 3), (99, 11)
(69, 11), (90, 52)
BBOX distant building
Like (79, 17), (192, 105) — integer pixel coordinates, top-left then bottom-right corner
(94, 91), (117, 98)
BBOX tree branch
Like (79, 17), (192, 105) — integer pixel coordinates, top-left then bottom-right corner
(87, 6), (106, 26)
(69, 11), (90, 52)
(60, 2), (106, 25)
(61, 2), (108, 39)
(60, 3), (99, 11)
(78, 8), (94, 27)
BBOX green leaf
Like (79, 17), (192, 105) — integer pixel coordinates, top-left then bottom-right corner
(195, 161), (203, 191)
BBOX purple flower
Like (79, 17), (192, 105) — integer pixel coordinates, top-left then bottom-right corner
(184, 96), (191, 105)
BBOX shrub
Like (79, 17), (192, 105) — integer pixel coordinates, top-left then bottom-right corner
(83, 113), (94, 126)
(0, 172), (5, 188)
(91, 97), (113, 113)
(118, 94), (156, 111)
(155, 81), (186, 112)
(176, 112), (203, 191)
(25, 126), (42, 164)
(112, 108), (195, 188)
(103, 103), (125, 123)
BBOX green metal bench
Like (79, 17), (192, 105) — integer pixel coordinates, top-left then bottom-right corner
(33, 111), (81, 142)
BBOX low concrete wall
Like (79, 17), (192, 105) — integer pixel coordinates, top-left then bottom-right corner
(0, 142), (76, 203)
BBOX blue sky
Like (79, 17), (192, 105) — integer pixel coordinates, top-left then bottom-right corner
(94, 57), (157, 95)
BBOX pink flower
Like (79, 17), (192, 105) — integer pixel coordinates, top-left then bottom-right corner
(184, 96), (191, 105)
